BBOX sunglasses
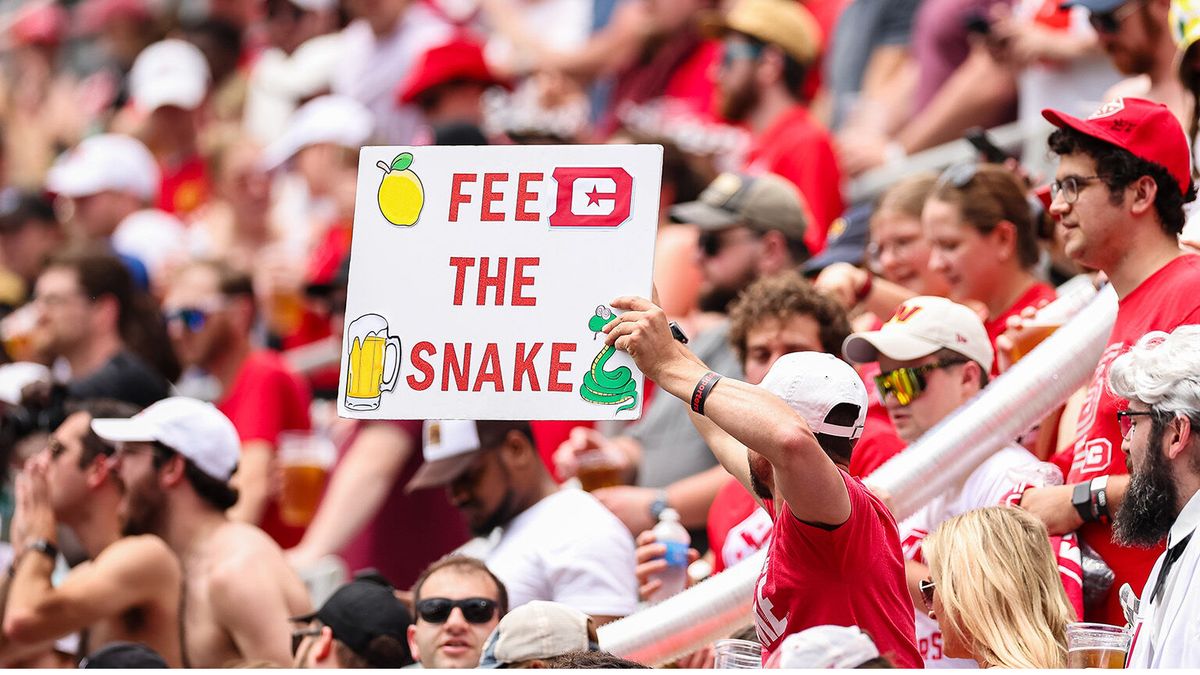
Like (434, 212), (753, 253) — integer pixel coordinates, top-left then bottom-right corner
(919, 578), (936, 611)
(416, 597), (498, 624)
(935, 162), (980, 191)
(164, 307), (212, 332)
(697, 230), (760, 257)
(721, 40), (764, 69)
(291, 626), (322, 656)
(1117, 409), (1154, 439)
(875, 358), (969, 407)
(1088, 0), (1142, 34)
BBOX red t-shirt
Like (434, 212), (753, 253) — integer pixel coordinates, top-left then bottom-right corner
(708, 478), (771, 574)
(984, 281), (1058, 376)
(754, 470), (922, 667)
(218, 350), (313, 548)
(1051, 254), (1200, 624)
(849, 404), (907, 479)
(158, 153), (211, 217)
(744, 105), (844, 256)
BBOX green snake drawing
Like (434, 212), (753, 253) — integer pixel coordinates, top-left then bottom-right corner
(580, 305), (638, 413)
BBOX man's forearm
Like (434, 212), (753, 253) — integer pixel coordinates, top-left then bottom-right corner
(895, 49), (1017, 153)
(2, 554), (58, 643)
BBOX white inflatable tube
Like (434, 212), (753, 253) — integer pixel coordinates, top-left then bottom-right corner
(600, 281), (1116, 664)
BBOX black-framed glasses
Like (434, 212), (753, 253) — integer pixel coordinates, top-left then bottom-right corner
(416, 597), (498, 624)
(1088, 0), (1143, 34)
(919, 578), (936, 611)
(164, 307), (212, 332)
(935, 162), (980, 190)
(1050, 175), (1102, 205)
(1117, 410), (1155, 439)
(875, 359), (969, 407)
(291, 626), (323, 656)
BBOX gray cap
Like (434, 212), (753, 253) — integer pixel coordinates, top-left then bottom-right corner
(669, 172), (808, 243)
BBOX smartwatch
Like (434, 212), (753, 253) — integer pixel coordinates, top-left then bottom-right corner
(1071, 482), (1095, 523)
(649, 490), (670, 521)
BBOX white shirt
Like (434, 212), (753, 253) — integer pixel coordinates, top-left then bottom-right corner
(486, 488), (638, 617)
(1127, 490), (1200, 668)
(899, 444), (1038, 669)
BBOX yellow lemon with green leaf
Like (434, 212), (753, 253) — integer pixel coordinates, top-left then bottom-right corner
(376, 152), (424, 226)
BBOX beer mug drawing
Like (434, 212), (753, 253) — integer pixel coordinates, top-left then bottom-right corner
(344, 313), (401, 411)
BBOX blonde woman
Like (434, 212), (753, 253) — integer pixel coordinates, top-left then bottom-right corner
(921, 506), (1072, 669)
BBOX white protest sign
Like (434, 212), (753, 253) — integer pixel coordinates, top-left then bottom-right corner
(339, 144), (662, 420)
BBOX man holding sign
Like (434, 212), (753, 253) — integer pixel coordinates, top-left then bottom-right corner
(604, 295), (921, 667)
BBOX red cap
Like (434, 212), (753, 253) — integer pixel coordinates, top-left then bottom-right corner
(396, 37), (510, 105)
(1042, 98), (1193, 197)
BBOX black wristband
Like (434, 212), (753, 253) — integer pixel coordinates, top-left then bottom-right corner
(1072, 481), (1096, 523)
(26, 539), (59, 561)
(691, 371), (723, 415)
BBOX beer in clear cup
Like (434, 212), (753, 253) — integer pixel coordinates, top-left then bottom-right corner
(1065, 622), (1131, 668)
(278, 431), (336, 527)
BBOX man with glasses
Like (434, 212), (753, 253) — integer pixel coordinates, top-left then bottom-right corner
(31, 247), (170, 408)
(163, 260), (312, 548)
(1017, 97), (1200, 626)
(406, 555), (507, 669)
(1061, 0), (1186, 124)
(92, 396), (312, 667)
(1108, 325), (1200, 667)
(408, 421), (637, 624)
(844, 295), (1037, 668)
(0, 401), (183, 666)
(291, 577), (413, 668)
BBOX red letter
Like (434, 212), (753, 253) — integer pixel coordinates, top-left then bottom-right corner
(513, 342), (543, 391)
(549, 343), (575, 392)
(448, 257), (476, 306)
(442, 343), (472, 391)
(481, 173), (507, 222)
(407, 341), (436, 390)
(549, 167), (633, 228)
(511, 257), (539, 306)
(515, 173), (542, 221)
(476, 257), (507, 305)
(449, 174), (476, 222)
(473, 343), (505, 392)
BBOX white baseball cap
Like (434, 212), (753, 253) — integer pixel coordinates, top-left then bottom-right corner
(260, 95), (373, 170)
(759, 352), (867, 440)
(406, 420), (485, 492)
(45, 134), (160, 201)
(842, 296), (994, 373)
(91, 397), (240, 482)
(768, 625), (880, 668)
(129, 39), (211, 112)
(478, 601), (596, 668)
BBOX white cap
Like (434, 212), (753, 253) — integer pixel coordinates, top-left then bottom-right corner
(45, 134), (160, 201)
(91, 397), (240, 482)
(129, 39), (211, 112)
(768, 625), (880, 668)
(111, 208), (188, 284)
(260, 95), (373, 170)
(759, 352), (867, 440)
(406, 420), (484, 492)
(842, 295), (994, 373)
(0, 363), (52, 405)
(477, 601), (595, 668)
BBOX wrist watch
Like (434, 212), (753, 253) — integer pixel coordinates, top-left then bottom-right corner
(25, 539), (59, 561)
(649, 490), (670, 521)
(1071, 482), (1096, 523)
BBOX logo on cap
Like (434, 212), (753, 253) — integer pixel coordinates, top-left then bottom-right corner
(1089, 97), (1125, 120)
(888, 304), (922, 325)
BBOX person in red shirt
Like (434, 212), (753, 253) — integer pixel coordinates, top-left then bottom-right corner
(707, 0), (844, 255)
(1018, 97), (1200, 626)
(608, 296), (920, 667)
(163, 259), (313, 548)
(921, 162), (1055, 376)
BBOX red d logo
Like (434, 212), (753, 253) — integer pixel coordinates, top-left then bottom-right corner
(549, 167), (633, 228)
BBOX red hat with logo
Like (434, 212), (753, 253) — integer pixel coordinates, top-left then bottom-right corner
(1042, 97), (1192, 197)
(396, 37), (511, 105)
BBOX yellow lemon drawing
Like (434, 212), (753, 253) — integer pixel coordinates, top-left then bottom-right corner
(376, 153), (424, 226)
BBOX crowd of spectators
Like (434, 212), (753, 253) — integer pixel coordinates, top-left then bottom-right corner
(0, 0), (1199, 669)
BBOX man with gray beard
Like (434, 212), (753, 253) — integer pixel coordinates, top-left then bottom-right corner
(1108, 326), (1200, 668)
(94, 397), (311, 667)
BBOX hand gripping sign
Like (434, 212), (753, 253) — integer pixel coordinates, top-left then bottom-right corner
(340, 145), (662, 420)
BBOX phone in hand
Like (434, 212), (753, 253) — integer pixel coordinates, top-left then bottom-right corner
(965, 127), (1011, 164)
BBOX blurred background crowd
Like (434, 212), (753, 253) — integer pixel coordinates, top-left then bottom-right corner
(0, 0), (1199, 669)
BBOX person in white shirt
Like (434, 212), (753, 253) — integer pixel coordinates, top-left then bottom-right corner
(844, 295), (1038, 669)
(406, 420), (637, 623)
(1108, 325), (1200, 668)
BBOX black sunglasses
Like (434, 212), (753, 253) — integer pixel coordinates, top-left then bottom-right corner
(935, 162), (980, 190)
(291, 626), (322, 656)
(416, 597), (498, 624)
(919, 578), (936, 611)
(164, 307), (211, 332)
(1088, 0), (1142, 34)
